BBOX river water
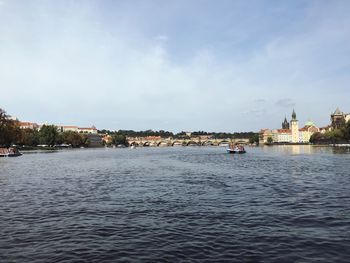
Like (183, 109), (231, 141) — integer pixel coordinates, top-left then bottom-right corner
(1, 146), (350, 262)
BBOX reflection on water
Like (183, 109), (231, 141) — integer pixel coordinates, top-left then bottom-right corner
(332, 147), (350, 154)
(261, 145), (340, 155)
(1, 146), (350, 262)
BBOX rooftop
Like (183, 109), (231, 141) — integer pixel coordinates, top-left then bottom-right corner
(333, 107), (343, 115)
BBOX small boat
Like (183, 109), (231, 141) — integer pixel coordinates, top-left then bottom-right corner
(227, 148), (246, 154)
(0, 147), (23, 157)
(226, 144), (246, 154)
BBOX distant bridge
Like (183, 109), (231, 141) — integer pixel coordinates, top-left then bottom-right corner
(127, 137), (250, 147)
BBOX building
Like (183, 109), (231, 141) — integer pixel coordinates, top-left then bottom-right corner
(319, 125), (332, 134)
(102, 135), (113, 144)
(281, 117), (290, 129)
(259, 129), (274, 144)
(78, 126), (98, 134)
(331, 107), (350, 129)
(259, 110), (319, 144)
(57, 125), (98, 134)
(272, 129), (291, 143)
(19, 121), (40, 130)
(290, 109), (299, 143)
(17, 118), (99, 134)
(299, 120), (320, 142)
(86, 134), (103, 147)
(59, 125), (79, 132)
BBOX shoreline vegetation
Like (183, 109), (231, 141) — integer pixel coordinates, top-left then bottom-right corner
(2, 106), (350, 150)
(0, 107), (258, 149)
(309, 127), (350, 145)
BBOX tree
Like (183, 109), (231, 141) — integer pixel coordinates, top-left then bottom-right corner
(330, 129), (344, 143)
(341, 121), (350, 141)
(60, 131), (87, 147)
(0, 108), (21, 147)
(18, 128), (40, 146)
(266, 136), (273, 144)
(112, 134), (128, 146)
(81, 135), (90, 147)
(249, 134), (259, 145)
(310, 132), (323, 144)
(39, 125), (58, 146)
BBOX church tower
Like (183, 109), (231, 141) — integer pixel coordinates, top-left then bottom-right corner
(331, 107), (345, 129)
(282, 116), (289, 129)
(290, 109), (299, 143)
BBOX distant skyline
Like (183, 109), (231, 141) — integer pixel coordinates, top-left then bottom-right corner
(1, 0), (349, 132)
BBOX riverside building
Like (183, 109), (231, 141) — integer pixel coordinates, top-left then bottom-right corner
(18, 121), (98, 134)
(331, 107), (350, 129)
(19, 121), (40, 130)
(259, 110), (319, 144)
(57, 125), (98, 134)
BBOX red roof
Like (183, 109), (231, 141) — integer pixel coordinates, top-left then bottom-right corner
(19, 122), (39, 127)
(276, 129), (291, 134)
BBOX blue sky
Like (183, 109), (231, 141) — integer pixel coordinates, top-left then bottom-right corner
(1, 0), (349, 132)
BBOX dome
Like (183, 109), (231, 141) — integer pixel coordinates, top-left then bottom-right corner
(305, 120), (315, 126)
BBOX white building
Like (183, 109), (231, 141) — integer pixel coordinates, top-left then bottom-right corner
(78, 126), (98, 134)
(57, 125), (98, 134)
(260, 110), (319, 144)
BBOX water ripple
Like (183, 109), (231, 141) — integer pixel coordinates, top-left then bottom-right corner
(1, 146), (350, 262)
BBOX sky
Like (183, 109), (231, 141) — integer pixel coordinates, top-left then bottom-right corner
(1, 0), (349, 132)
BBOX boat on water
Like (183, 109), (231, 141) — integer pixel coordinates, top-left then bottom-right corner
(226, 144), (246, 154)
(0, 147), (23, 157)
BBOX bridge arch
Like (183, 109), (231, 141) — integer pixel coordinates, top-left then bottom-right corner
(157, 141), (170, 147)
(130, 141), (139, 146)
(187, 140), (199, 146)
(218, 140), (230, 146)
(143, 141), (151, 147)
(172, 141), (183, 146)
(235, 140), (248, 145)
(202, 140), (214, 146)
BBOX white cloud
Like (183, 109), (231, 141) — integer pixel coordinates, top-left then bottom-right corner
(0, 1), (349, 131)
(155, 35), (168, 42)
(275, 99), (296, 108)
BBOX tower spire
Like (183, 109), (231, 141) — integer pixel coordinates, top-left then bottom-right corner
(282, 116), (289, 129)
(291, 109), (299, 143)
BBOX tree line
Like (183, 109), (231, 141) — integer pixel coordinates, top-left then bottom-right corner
(98, 129), (174, 138)
(310, 121), (350, 144)
(98, 129), (258, 140)
(0, 108), (89, 148)
(1, 106), (259, 148)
